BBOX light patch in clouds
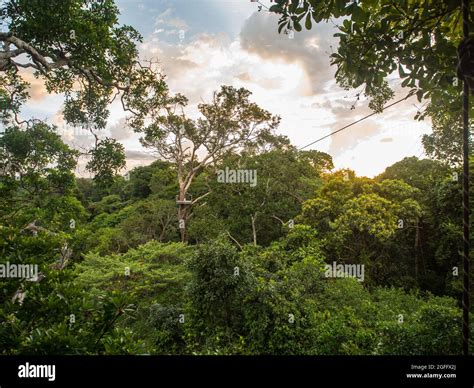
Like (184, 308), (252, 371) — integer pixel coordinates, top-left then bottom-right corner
(108, 118), (133, 141)
(154, 7), (189, 39)
(239, 12), (337, 96)
(21, 71), (49, 102)
(166, 18), (188, 30)
(236, 72), (251, 82)
(328, 120), (380, 155)
(123, 150), (156, 173)
(125, 150), (156, 161)
(332, 102), (431, 176)
(309, 97), (383, 156)
(51, 108), (98, 152)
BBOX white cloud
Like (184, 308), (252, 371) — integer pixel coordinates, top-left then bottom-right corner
(108, 118), (133, 141)
(239, 12), (338, 96)
(155, 8), (188, 32)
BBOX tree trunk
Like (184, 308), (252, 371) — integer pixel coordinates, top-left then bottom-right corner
(177, 182), (191, 243)
(251, 214), (257, 246)
(178, 203), (188, 243)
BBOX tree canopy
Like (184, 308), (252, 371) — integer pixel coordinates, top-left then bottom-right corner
(0, 0), (471, 358)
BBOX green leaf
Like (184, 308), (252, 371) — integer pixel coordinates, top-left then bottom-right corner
(351, 5), (366, 23)
(305, 13), (312, 30)
(398, 65), (408, 78)
(278, 21), (287, 34)
(269, 5), (282, 13)
(416, 89), (424, 102)
(293, 20), (302, 32)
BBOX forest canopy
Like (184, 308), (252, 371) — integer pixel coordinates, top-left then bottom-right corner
(0, 0), (473, 356)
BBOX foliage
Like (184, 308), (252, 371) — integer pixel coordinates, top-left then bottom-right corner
(0, 0), (470, 356)
(0, 0), (168, 182)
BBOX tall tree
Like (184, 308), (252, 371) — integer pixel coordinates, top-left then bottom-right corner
(135, 86), (280, 242)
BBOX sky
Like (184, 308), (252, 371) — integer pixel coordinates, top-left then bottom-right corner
(18, 0), (432, 178)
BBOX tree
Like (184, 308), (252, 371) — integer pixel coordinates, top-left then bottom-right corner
(186, 236), (258, 352)
(85, 138), (126, 188)
(0, 0), (168, 182)
(0, 122), (85, 228)
(422, 110), (473, 165)
(298, 170), (426, 287)
(135, 86), (280, 242)
(119, 160), (176, 200)
(118, 198), (178, 245)
(192, 148), (332, 246)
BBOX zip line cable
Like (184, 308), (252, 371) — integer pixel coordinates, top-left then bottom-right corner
(298, 94), (414, 150)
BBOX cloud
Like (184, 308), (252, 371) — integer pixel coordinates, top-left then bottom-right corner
(51, 110), (65, 127)
(20, 70), (49, 102)
(167, 18), (188, 31)
(236, 72), (251, 82)
(155, 8), (173, 25)
(141, 31), (310, 108)
(239, 12), (338, 96)
(155, 8), (188, 32)
(307, 84), (429, 156)
(141, 10), (340, 105)
(108, 118), (133, 141)
(50, 108), (99, 150)
(138, 15), (376, 158)
(309, 96), (382, 155)
(123, 150), (157, 173)
(125, 150), (156, 161)
(328, 119), (380, 155)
